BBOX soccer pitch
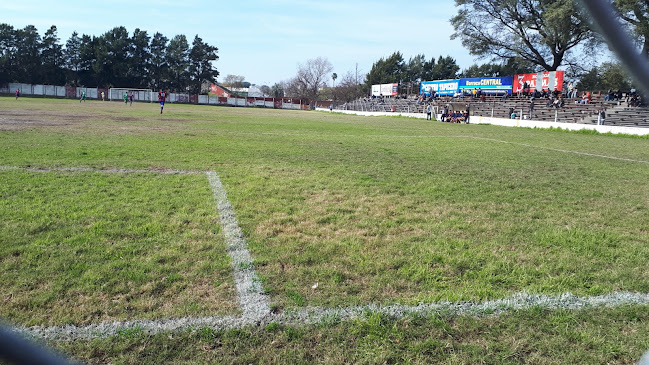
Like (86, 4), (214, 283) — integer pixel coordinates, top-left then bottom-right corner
(2, 97), (649, 363)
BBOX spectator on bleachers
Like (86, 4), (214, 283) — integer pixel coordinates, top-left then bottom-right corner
(568, 82), (574, 98)
(628, 88), (637, 103)
(598, 108), (606, 125)
(571, 87), (578, 99)
(528, 99), (535, 118)
(629, 94), (643, 107)
(552, 88), (560, 98)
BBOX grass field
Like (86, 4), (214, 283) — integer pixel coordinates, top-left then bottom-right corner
(1, 96), (649, 363)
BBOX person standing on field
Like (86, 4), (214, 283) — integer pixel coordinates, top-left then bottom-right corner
(79, 91), (86, 102)
(426, 104), (432, 120)
(528, 98), (535, 119)
(15, 89), (20, 100)
(123, 92), (128, 104)
(101, 91), (105, 101)
(158, 89), (167, 114)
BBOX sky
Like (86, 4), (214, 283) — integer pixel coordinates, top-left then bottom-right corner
(2, 0), (477, 86)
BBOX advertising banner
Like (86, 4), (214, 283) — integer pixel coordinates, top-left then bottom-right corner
(420, 79), (460, 96)
(380, 83), (398, 96)
(513, 71), (564, 93)
(210, 84), (231, 97)
(459, 77), (513, 94)
(372, 83), (398, 96)
(371, 84), (381, 96)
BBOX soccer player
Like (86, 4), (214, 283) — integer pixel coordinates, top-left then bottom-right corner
(158, 89), (167, 114)
(15, 89), (20, 100)
(79, 91), (86, 102)
(123, 92), (128, 104)
(128, 91), (133, 106)
(101, 91), (105, 101)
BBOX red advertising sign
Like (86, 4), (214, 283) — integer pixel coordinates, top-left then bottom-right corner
(513, 71), (564, 92)
(210, 84), (231, 97)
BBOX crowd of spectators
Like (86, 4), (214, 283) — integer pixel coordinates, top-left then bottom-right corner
(439, 105), (470, 124)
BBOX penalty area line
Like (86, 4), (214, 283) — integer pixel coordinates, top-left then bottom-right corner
(206, 171), (271, 319)
(15, 291), (649, 341)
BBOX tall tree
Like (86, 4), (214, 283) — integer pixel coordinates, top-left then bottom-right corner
(78, 34), (96, 86)
(576, 62), (632, 91)
(451, 0), (595, 71)
(0, 23), (16, 83)
(222, 74), (245, 88)
(188, 35), (219, 94)
(285, 57), (333, 100)
(149, 32), (168, 90)
(94, 26), (131, 87)
(364, 51), (405, 91)
(270, 83), (284, 98)
(402, 54), (426, 93)
(335, 71), (365, 102)
(129, 28), (151, 88)
(166, 34), (190, 92)
(614, 0), (649, 56)
(41, 25), (65, 85)
(14, 25), (42, 83)
(431, 55), (460, 80)
(64, 32), (81, 72)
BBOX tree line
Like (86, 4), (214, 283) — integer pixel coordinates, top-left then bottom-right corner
(0, 24), (219, 93)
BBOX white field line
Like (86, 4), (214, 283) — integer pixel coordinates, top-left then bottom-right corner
(16, 291), (649, 341)
(206, 172), (271, 319)
(467, 136), (649, 165)
(0, 165), (202, 174)
(221, 131), (649, 165)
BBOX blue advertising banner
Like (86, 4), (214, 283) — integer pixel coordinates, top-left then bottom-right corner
(420, 80), (460, 96)
(459, 77), (513, 94)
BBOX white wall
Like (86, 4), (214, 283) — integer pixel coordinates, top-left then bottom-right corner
(470, 115), (649, 136)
